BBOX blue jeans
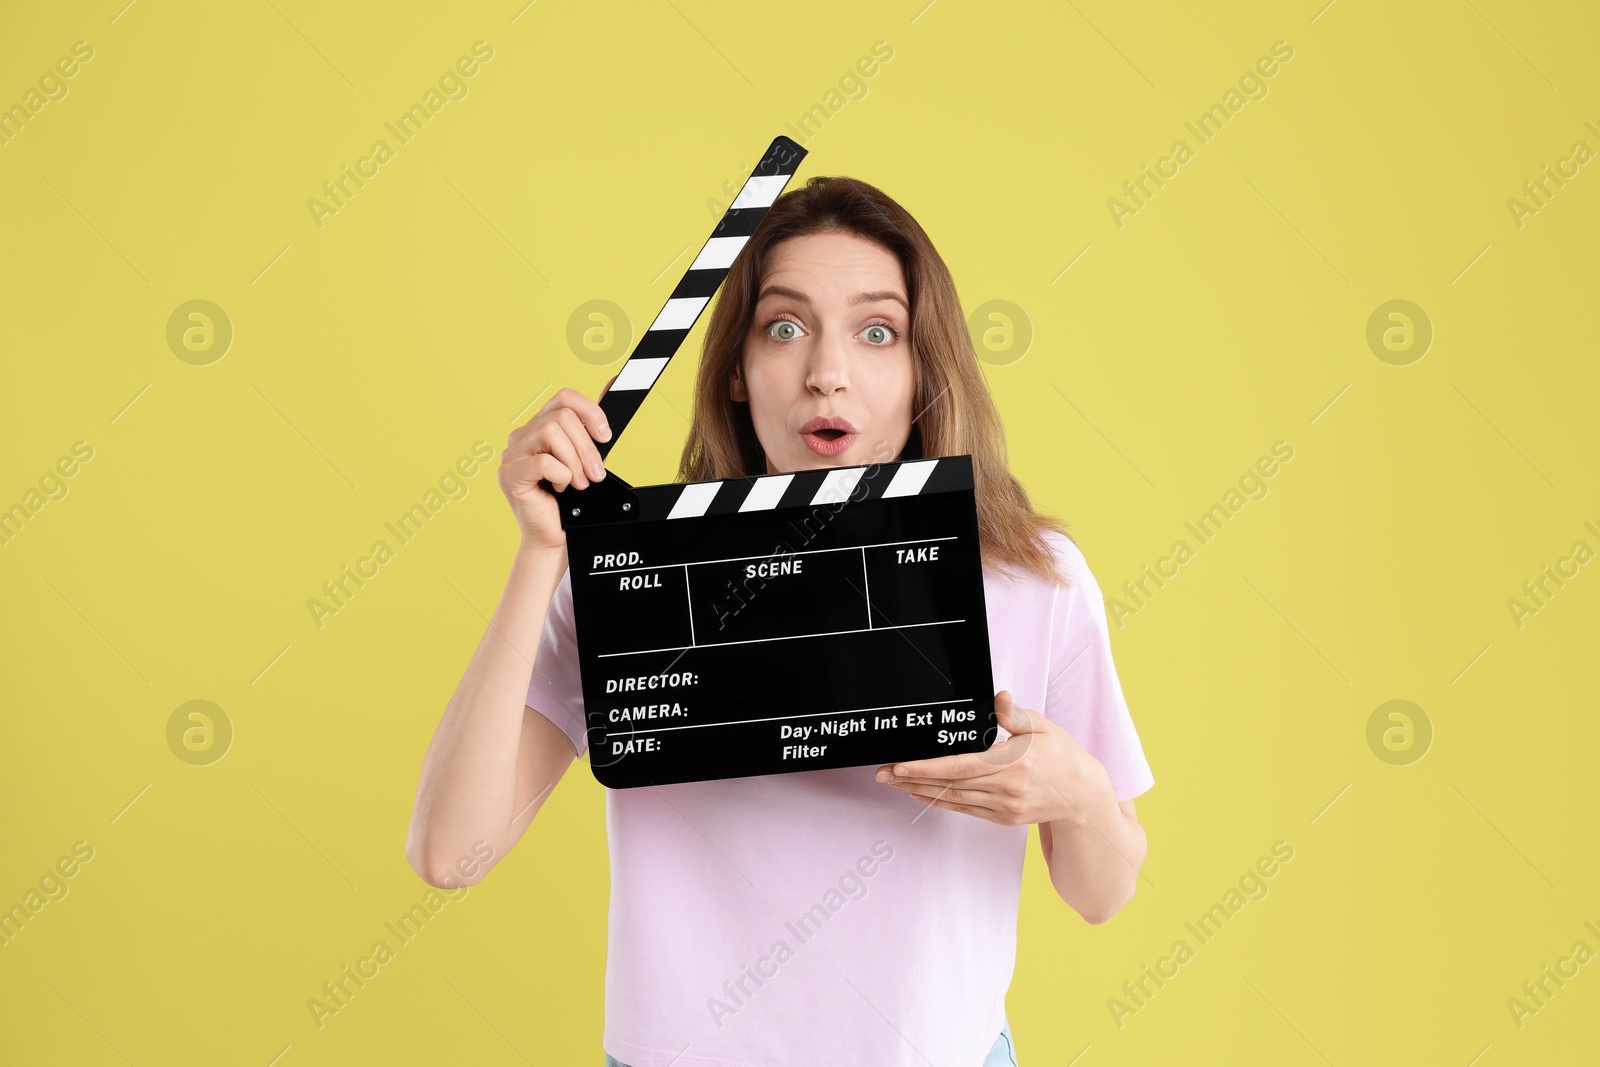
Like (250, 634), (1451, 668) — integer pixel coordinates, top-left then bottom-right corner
(605, 1017), (1018, 1066)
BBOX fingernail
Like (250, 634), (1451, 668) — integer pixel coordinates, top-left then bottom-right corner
(875, 770), (890, 783)
(590, 461), (604, 479)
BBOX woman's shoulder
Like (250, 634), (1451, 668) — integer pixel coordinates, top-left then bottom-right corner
(1039, 527), (1088, 578)
(983, 527), (1094, 603)
(995, 527), (1093, 587)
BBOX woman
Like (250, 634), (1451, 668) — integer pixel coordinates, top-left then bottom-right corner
(405, 176), (1155, 1067)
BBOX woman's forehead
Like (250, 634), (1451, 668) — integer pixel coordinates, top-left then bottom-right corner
(758, 235), (906, 303)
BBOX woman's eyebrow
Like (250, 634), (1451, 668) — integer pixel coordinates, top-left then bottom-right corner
(757, 284), (908, 312)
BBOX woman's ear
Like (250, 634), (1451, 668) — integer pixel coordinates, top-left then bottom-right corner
(729, 363), (748, 402)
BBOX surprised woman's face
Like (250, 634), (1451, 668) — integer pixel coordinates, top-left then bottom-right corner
(732, 231), (917, 475)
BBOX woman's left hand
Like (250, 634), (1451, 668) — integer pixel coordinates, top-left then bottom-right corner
(874, 690), (1115, 826)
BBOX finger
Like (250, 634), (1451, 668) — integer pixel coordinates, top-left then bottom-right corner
(505, 451), (574, 494)
(887, 752), (1000, 780)
(599, 373), (619, 398)
(906, 793), (998, 822)
(535, 419), (591, 490)
(887, 773), (1001, 788)
(892, 782), (1001, 810)
(978, 693), (1044, 769)
(552, 408), (606, 483)
(994, 691), (1040, 733)
(546, 386), (613, 445)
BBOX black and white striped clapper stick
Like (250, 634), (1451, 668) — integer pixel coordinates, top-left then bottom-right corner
(557, 135), (996, 789)
(585, 135), (808, 470)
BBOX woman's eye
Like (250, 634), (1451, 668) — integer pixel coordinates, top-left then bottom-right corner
(764, 318), (898, 344)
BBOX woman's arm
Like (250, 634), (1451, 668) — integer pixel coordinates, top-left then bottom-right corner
(877, 690), (1150, 922)
(406, 385), (613, 888)
(1039, 797), (1147, 923)
(404, 541), (578, 888)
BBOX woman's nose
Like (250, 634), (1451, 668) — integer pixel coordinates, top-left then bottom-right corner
(805, 328), (851, 394)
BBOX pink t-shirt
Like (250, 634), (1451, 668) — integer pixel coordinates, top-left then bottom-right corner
(527, 527), (1154, 1067)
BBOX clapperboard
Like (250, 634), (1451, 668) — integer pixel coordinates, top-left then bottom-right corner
(554, 135), (996, 788)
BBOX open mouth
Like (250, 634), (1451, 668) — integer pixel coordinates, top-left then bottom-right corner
(800, 416), (859, 457)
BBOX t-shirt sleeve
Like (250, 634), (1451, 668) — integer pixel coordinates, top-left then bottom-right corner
(525, 566), (589, 758)
(1041, 535), (1155, 802)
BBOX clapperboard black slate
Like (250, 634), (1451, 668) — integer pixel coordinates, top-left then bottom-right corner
(552, 135), (996, 788)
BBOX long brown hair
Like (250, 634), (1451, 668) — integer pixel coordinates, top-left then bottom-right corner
(676, 174), (1075, 585)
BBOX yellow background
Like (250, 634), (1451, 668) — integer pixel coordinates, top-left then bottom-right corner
(2, 0), (1596, 1063)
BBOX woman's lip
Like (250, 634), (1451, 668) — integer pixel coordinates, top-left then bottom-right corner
(802, 431), (858, 457)
(800, 416), (859, 434)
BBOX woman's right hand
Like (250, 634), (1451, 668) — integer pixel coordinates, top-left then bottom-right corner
(498, 384), (614, 553)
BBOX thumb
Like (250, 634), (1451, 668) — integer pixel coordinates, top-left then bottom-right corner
(980, 691), (1035, 767)
(994, 690), (1040, 734)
